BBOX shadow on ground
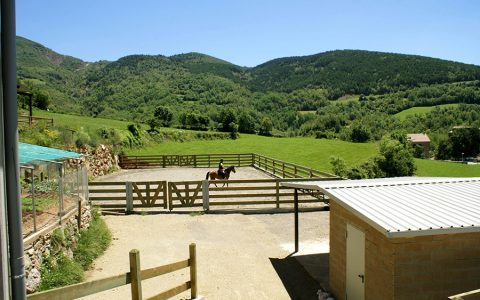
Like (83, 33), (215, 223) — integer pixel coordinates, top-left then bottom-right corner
(270, 253), (329, 300)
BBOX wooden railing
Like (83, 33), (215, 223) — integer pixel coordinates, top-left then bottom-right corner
(89, 181), (168, 213)
(169, 178), (331, 210)
(89, 177), (331, 213)
(252, 153), (336, 178)
(120, 153), (254, 169)
(27, 244), (198, 300)
(119, 153), (337, 179)
(18, 115), (54, 127)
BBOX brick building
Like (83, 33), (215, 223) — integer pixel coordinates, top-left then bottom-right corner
(283, 178), (480, 300)
(407, 133), (431, 157)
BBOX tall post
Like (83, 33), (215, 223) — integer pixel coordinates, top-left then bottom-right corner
(202, 180), (210, 211)
(189, 243), (198, 299)
(275, 180), (280, 208)
(126, 181), (133, 214)
(129, 249), (142, 300)
(31, 170), (37, 232)
(58, 164), (64, 224)
(2, 0), (26, 297)
(294, 188), (299, 253)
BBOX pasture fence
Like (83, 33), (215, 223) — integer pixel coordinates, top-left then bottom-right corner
(88, 181), (168, 214)
(119, 153), (337, 179)
(27, 244), (198, 300)
(89, 178), (331, 213)
(18, 115), (54, 127)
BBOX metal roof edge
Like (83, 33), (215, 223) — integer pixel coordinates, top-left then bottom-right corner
(386, 225), (480, 238)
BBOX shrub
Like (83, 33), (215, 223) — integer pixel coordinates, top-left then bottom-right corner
(74, 210), (112, 269)
(39, 253), (84, 291)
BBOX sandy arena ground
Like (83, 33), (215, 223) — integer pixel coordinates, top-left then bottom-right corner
(82, 167), (330, 300)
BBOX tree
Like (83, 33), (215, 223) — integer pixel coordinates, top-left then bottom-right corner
(34, 90), (50, 110)
(449, 127), (480, 159)
(259, 117), (273, 136)
(375, 137), (416, 177)
(238, 112), (256, 134)
(229, 122), (239, 139)
(330, 156), (347, 177)
(219, 108), (237, 132)
(349, 122), (371, 142)
(153, 106), (173, 127)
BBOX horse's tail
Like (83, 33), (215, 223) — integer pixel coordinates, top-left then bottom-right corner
(205, 171), (210, 180)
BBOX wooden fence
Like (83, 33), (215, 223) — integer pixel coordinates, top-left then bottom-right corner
(119, 153), (337, 179)
(119, 153), (253, 169)
(89, 181), (168, 213)
(18, 115), (54, 127)
(90, 178), (330, 213)
(27, 244), (198, 300)
(252, 153), (335, 178)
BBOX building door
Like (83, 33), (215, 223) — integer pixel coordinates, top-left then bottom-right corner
(346, 223), (365, 300)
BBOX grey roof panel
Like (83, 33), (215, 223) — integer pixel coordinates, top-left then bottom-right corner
(282, 177), (480, 237)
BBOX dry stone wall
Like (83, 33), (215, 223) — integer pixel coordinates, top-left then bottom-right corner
(23, 203), (91, 293)
(67, 144), (119, 177)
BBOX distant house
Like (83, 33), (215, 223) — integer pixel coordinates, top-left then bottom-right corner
(407, 133), (430, 157)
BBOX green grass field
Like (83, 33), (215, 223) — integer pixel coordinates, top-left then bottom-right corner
(126, 134), (377, 172)
(415, 159), (480, 177)
(395, 104), (459, 121)
(31, 109), (149, 132)
(29, 110), (479, 177)
(126, 134), (480, 177)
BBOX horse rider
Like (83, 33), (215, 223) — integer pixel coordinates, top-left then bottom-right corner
(218, 159), (225, 179)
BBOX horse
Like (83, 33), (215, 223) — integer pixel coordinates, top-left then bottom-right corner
(205, 166), (236, 186)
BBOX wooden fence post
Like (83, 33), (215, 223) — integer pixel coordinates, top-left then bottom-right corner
(77, 200), (82, 231)
(275, 179), (280, 208)
(194, 155), (197, 168)
(162, 155), (166, 168)
(129, 249), (142, 300)
(189, 243), (198, 299)
(163, 181), (168, 209)
(202, 180), (210, 211)
(126, 182), (133, 214)
(168, 183), (173, 211)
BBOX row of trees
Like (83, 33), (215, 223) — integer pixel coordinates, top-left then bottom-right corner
(146, 105), (274, 138)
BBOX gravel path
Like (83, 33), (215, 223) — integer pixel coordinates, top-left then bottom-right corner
(81, 168), (330, 299)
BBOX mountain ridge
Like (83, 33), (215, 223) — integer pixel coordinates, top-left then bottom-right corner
(16, 36), (480, 120)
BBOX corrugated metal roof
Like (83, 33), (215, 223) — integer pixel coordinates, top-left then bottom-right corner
(19, 143), (82, 165)
(282, 177), (480, 238)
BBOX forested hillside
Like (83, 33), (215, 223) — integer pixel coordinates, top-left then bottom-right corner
(248, 50), (480, 96)
(16, 36), (480, 155)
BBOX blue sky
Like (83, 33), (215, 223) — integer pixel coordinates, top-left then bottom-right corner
(17, 0), (480, 67)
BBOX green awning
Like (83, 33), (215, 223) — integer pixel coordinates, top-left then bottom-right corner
(19, 143), (82, 165)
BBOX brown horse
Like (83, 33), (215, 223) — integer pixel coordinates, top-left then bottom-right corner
(206, 166), (236, 186)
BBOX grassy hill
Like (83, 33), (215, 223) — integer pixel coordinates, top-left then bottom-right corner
(124, 134), (480, 177)
(395, 104), (460, 120)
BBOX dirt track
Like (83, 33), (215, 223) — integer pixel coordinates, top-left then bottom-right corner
(82, 168), (330, 300)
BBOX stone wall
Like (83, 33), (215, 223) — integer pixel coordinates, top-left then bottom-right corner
(67, 144), (119, 177)
(23, 202), (91, 293)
